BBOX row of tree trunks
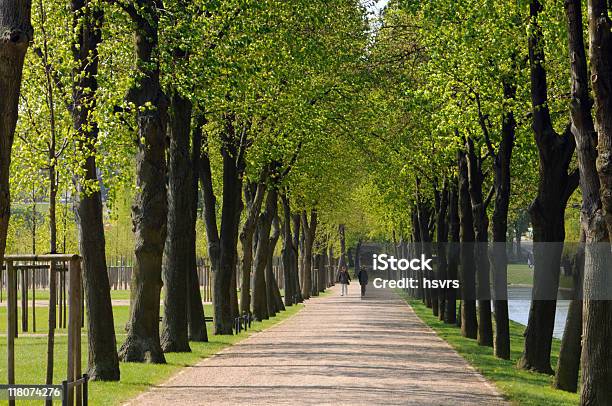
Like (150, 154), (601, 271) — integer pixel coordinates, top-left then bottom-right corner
(118, 0), (168, 363)
(71, 0), (120, 379)
(519, 0), (578, 375)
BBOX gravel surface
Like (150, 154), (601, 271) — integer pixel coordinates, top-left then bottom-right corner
(127, 283), (507, 405)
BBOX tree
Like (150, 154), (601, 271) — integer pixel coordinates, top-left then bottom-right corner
(580, 0), (612, 402)
(518, 0), (579, 375)
(72, 0), (119, 379)
(117, 0), (168, 363)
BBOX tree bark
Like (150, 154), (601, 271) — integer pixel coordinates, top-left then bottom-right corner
(580, 0), (612, 402)
(281, 192), (296, 306)
(239, 175), (267, 315)
(436, 183), (449, 322)
(252, 189), (276, 320)
(187, 114), (207, 342)
(554, 235), (584, 393)
(0, 0), (33, 271)
(214, 116), (245, 334)
(118, 0), (168, 363)
(266, 214), (284, 314)
(354, 239), (362, 277)
(458, 150), (478, 339)
(337, 224), (347, 271)
(318, 248), (327, 293)
(291, 213), (303, 303)
(301, 210), (317, 299)
(445, 178), (459, 324)
(466, 137), (493, 347)
(71, 0), (119, 379)
(519, 0), (578, 374)
(489, 78), (516, 360)
(161, 89), (192, 353)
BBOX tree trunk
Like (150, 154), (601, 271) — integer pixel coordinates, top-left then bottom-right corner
(580, 0), (612, 402)
(239, 176), (267, 315)
(445, 178), (459, 324)
(318, 248), (327, 293)
(252, 189), (276, 320)
(214, 116), (245, 334)
(71, 0), (119, 379)
(281, 193), (296, 306)
(328, 246), (335, 287)
(415, 181), (435, 309)
(187, 114), (207, 342)
(119, 0), (168, 363)
(266, 214), (284, 314)
(519, 0), (578, 374)
(489, 78), (516, 360)
(466, 138), (493, 347)
(354, 239), (362, 277)
(554, 235), (584, 392)
(161, 90), (192, 353)
(458, 150), (478, 339)
(337, 224), (347, 271)
(301, 210), (317, 299)
(436, 183), (449, 322)
(291, 213), (303, 303)
(0, 0), (33, 270)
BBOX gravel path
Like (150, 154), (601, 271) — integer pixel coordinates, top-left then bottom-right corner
(127, 283), (507, 405)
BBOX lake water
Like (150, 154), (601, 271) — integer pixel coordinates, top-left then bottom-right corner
(507, 286), (569, 339)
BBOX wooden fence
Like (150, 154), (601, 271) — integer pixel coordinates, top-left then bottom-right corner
(3, 254), (86, 406)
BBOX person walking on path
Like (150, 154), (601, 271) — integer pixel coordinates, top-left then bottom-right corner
(338, 265), (351, 296)
(357, 266), (368, 297)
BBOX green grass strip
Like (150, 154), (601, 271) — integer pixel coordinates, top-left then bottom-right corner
(396, 291), (579, 406)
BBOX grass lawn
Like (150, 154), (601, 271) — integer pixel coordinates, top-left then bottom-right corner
(0, 302), (303, 405)
(6, 289), (132, 302)
(398, 292), (579, 406)
(507, 264), (574, 290)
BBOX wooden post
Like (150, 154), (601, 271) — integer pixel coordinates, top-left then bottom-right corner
(7, 261), (15, 406)
(32, 267), (36, 332)
(66, 259), (81, 405)
(21, 268), (28, 331)
(46, 261), (57, 406)
(12, 267), (17, 338)
(63, 268), (68, 329)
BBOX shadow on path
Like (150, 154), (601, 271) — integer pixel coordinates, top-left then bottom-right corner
(128, 284), (507, 406)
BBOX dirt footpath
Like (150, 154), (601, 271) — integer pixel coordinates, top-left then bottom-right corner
(127, 283), (507, 405)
